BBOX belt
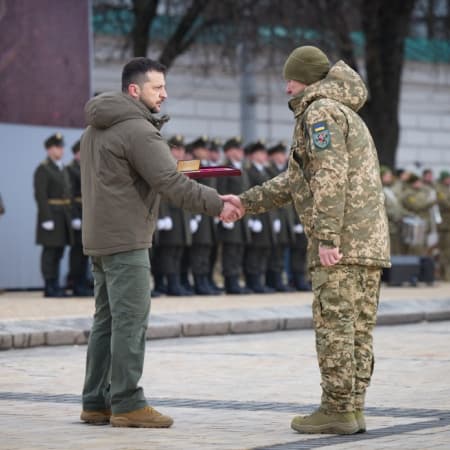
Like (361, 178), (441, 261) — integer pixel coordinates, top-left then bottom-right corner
(74, 197), (82, 203)
(48, 199), (71, 205)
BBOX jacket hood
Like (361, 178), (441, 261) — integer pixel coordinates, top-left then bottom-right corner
(289, 60), (368, 116)
(85, 92), (169, 130)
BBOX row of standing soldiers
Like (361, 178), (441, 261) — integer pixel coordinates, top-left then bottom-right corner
(151, 135), (310, 296)
(381, 166), (450, 281)
(33, 133), (92, 297)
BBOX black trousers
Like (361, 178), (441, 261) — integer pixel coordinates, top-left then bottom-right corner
(244, 246), (271, 275)
(156, 245), (184, 275)
(69, 243), (89, 284)
(189, 244), (212, 275)
(222, 242), (245, 277)
(41, 246), (65, 280)
(268, 244), (286, 272)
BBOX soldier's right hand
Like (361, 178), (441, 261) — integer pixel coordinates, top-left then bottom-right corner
(41, 220), (55, 231)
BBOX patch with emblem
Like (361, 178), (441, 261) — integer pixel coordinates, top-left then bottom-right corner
(312, 121), (331, 150)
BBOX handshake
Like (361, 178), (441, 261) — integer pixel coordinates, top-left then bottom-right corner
(219, 195), (245, 223)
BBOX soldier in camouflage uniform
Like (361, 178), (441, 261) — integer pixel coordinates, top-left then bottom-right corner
(34, 133), (73, 297)
(380, 166), (409, 255)
(400, 174), (436, 256)
(223, 46), (390, 434)
(436, 171), (450, 281)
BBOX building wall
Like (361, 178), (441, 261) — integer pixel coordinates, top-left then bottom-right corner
(95, 60), (450, 171)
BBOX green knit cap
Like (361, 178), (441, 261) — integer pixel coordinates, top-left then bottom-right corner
(283, 46), (330, 85)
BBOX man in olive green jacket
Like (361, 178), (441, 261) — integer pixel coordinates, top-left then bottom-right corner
(79, 58), (233, 429)
(222, 46), (390, 435)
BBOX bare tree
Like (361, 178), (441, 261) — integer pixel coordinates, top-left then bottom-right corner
(361, 0), (417, 168)
(94, 0), (439, 166)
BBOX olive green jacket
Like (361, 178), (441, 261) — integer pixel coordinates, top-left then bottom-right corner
(80, 92), (222, 256)
(240, 61), (390, 269)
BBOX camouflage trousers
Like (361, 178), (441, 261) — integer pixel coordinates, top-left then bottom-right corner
(311, 265), (381, 413)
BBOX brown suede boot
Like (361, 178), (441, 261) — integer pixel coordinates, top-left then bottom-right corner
(80, 409), (111, 424)
(110, 406), (173, 428)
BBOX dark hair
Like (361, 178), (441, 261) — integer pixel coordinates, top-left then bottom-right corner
(121, 57), (166, 92)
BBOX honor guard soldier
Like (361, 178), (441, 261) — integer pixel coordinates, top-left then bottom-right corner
(154, 135), (193, 296)
(266, 142), (293, 291)
(186, 136), (221, 295)
(216, 137), (252, 294)
(34, 133), (73, 297)
(66, 140), (93, 296)
(243, 140), (276, 293)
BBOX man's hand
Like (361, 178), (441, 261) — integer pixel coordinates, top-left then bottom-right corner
(319, 245), (343, 266)
(219, 195), (245, 223)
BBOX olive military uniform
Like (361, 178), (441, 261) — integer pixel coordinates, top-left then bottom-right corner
(266, 149), (293, 291)
(401, 181), (435, 256)
(216, 140), (251, 294)
(34, 134), (73, 296)
(436, 174), (450, 281)
(244, 143), (277, 293)
(187, 137), (220, 295)
(240, 61), (390, 416)
(66, 140), (92, 296)
(154, 199), (193, 295)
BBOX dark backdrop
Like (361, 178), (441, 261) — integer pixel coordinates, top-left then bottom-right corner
(0, 0), (90, 127)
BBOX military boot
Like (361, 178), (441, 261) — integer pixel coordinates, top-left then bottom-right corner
(291, 408), (359, 435)
(194, 274), (219, 295)
(44, 279), (67, 298)
(208, 273), (223, 294)
(73, 277), (94, 297)
(245, 273), (275, 294)
(153, 273), (167, 295)
(110, 406), (173, 428)
(292, 272), (311, 291)
(355, 410), (366, 433)
(180, 272), (194, 294)
(224, 276), (252, 294)
(166, 274), (193, 296)
(267, 271), (293, 292)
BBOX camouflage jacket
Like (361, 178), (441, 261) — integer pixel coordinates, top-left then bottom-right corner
(240, 61), (390, 269)
(401, 185), (435, 232)
(437, 182), (450, 232)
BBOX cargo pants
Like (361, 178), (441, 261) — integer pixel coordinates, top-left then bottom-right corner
(82, 249), (151, 414)
(311, 265), (381, 413)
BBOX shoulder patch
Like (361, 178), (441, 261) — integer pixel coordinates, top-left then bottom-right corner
(311, 121), (331, 150)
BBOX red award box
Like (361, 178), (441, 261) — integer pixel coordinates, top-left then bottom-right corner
(182, 166), (241, 179)
(176, 160), (241, 179)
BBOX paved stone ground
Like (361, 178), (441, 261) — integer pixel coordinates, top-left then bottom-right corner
(0, 321), (449, 450)
(1, 285), (450, 350)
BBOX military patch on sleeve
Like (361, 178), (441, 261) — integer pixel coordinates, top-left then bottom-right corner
(311, 121), (331, 150)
